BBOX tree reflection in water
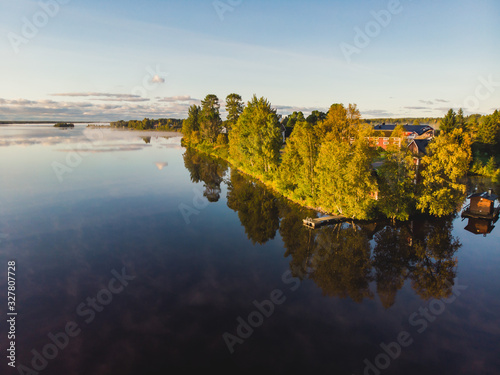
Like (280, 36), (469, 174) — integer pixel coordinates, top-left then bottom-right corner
(185, 149), (463, 305)
(227, 169), (280, 245)
(183, 147), (228, 202)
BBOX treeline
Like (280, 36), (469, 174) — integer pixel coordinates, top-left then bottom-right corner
(181, 93), (497, 221)
(364, 117), (441, 127)
(110, 118), (183, 131)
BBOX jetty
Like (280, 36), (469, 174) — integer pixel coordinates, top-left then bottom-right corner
(303, 215), (347, 229)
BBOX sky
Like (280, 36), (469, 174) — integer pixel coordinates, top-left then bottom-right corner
(0, 0), (499, 121)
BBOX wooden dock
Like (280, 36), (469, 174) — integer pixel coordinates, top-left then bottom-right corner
(303, 215), (347, 229)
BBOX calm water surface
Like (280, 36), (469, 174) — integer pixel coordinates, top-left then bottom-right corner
(0, 124), (499, 374)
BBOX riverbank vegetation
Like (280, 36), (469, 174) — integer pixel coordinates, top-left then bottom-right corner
(181, 93), (498, 221)
(53, 122), (74, 128)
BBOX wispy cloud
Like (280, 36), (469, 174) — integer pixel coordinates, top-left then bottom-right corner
(419, 100), (434, 105)
(157, 96), (199, 103)
(435, 99), (449, 103)
(361, 109), (396, 118)
(0, 97), (192, 121)
(404, 106), (431, 110)
(52, 93), (146, 102)
(274, 105), (329, 116)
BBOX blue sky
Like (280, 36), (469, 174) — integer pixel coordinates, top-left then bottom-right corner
(0, 0), (499, 121)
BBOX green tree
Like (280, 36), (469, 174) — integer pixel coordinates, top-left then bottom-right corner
(477, 110), (500, 146)
(278, 119), (319, 201)
(317, 103), (361, 142)
(181, 105), (200, 141)
(456, 108), (465, 131)
(200, 94), (222, 143)
(417, 129), (472, 216)
(281, 111), (306, 134)
(306, 110), (326, 125)
(317, 103), (347, 140)
(225, 93), (244, 131)
(440, 109), (457, 134)
(377, 149), (416, 221)
(229, 95), (282, 174)
(315, 138), (377, 219)
(485, 156), (497, 176)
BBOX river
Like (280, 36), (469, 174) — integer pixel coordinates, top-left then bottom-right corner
(0, 124), (499, 374)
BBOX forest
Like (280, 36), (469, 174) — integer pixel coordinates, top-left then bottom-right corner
(181, 93), (500, 221)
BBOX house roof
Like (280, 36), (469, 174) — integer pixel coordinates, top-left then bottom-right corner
(373, 124), (434, 135)
(468, 191), (499, 201)
(408, 139), (430, 154)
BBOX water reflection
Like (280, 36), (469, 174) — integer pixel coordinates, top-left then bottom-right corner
(464, 217), (496, 236)
(285, 218), (461, 305)
(183, 148), (228, 202)
(182, 148), (464, 305)
(227, 169), (280, 244)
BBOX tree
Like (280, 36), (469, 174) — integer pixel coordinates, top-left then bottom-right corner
(181, 105), (200, 141)
(317, 104), (347, 140)
(314, 137), (377, 219)
(200, 94), (222, 143)
(485, 156), (497, 176)
(390, 124), (406, 144)
(317, 103), (361, 141)
(477, 110), (500, 146)
(229, 95), (282, 174)
(283, 111), (306, 130)
(225, 93), (244, 131)
(278, 119), (319, 201)
(456, 108), (465, 131)
(306, 110), (326, 125)
(377, 149), (416, 221)
(440, 109), (457, 134)
(417, 129), (472, 216)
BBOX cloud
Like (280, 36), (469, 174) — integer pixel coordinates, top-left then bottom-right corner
(419, 100), (434, 105)
(157, 95), (199, 103)
(404, 106), (431, 110)
(150, 75), (165, 84)
(274, 105), (329, 116)
(435, 99), (449, 103)
(0, 97), (191, 121)
(361, 109), (396, 118)
(52, 93), (145, 102)
(90, 98), (150, 102)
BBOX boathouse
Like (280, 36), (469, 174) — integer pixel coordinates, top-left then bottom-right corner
(462, 189), (499, 220)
